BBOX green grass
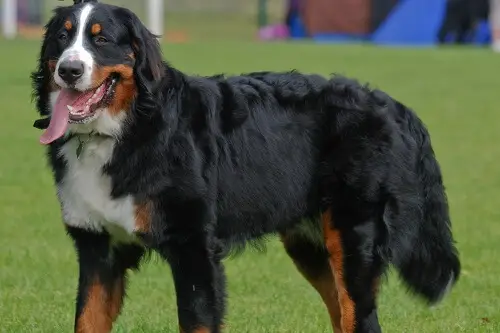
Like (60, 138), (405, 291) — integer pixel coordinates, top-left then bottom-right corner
(1, 39), (499, 332)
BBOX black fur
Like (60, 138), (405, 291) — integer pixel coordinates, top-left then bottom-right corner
(32, 3), (460, 332)
(71, 0), (97, 5)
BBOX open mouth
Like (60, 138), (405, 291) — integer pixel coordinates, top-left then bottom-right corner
(66, 76), (118, 124)
(39, 75), (119, 145)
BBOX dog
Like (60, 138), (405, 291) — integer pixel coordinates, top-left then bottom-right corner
(31, 0), (460, 332)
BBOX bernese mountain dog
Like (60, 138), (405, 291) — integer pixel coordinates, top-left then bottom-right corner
(31, 0), (461, 332)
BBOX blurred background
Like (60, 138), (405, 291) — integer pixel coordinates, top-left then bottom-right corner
(1, 0), (500, 332)
(1, 0), (498, 46)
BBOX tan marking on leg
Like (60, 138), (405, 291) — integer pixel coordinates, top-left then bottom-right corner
(76, 276), (124, 333)
(322, 209), (356, 333)
(310, 273), (343, 332)
(192, 328), (211, 333)
(280, 234), (342, 332)
(109, 277), (124, 322)
(135, 201), (152, 233)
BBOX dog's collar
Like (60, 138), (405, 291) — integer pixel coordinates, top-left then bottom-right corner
(33, 117), (51, 130)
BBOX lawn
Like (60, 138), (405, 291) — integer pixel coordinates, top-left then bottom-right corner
(0, 39), (499, 332)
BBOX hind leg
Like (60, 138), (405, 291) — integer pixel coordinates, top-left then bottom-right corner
(281, 230), (342, 332)
(321, 208), (385, 333)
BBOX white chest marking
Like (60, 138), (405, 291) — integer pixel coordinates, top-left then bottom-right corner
(57, 137), (137, 242)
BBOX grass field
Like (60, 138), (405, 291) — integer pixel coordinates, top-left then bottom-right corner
(0, 39), (499, 333)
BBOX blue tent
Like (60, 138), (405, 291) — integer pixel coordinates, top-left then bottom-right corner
(288, 0), (491, 46)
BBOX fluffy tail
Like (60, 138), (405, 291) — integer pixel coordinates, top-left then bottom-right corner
(392, 101), (461, 304)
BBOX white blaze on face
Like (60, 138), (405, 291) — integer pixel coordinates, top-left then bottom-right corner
(54, 4), (94, 91)
(40, 3), (128, 144)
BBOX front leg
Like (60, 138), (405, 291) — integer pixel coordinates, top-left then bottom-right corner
(156, 203), (226, 333)
(164, 234), (226, 333)
(67, 227), (144, 333)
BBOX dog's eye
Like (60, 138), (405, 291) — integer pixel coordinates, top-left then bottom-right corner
(58, 32), (68, 42)
(94, 36), (108, 46)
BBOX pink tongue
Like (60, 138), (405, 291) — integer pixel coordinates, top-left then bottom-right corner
(39, 89), (95, 145)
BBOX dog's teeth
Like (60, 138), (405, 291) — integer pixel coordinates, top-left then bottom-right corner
(67, 105), (74, 112)
(84, 105), (90, 113)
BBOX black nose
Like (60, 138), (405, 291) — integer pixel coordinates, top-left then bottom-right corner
(58, 60), (84, 85)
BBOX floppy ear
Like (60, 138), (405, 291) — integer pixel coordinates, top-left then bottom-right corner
(31, 15), (60, 118)
(121, 9), (165, 113)
(126, 13), (164, 82)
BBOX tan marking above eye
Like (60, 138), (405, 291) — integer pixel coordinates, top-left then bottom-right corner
(64, 20), (73, 31)
(91, 23), (102, 36)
